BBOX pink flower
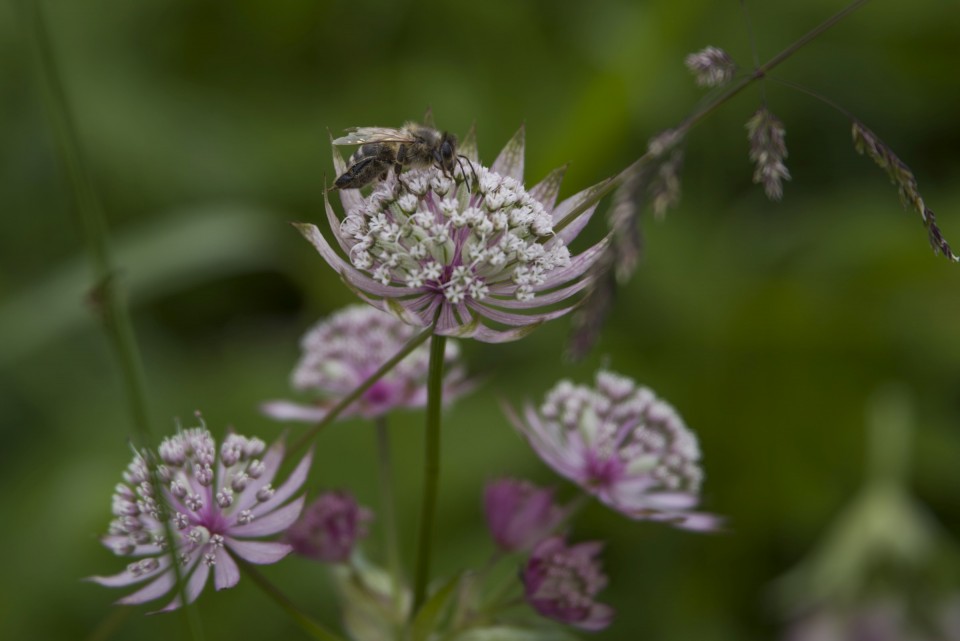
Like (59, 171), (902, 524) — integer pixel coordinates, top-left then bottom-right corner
(508, 370), (719, 531)
(484, 478), (565, 553)
(522, 536), (613, 631)
(262, 304), (468, 423)
(295, 126), (610, 342)
(89, 424), (311, 610)
(285, 490), (373, 563)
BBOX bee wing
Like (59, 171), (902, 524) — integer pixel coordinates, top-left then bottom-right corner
(332, 127), (418, 146)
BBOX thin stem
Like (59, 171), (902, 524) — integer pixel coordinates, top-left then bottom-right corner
(739, 0), (764, 101)
(239, 559), (348, 641)
(289, 326), (433, 456)
(411, 335), (447, 615)
(21, 1), (204, 638)
(20, 0), (152, 445)
(766, 76), (860, 121)
(740, 0), (761, 70)
(375, 416), (405, 620)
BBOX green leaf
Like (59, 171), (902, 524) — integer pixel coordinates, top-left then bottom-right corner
(411, 572), (466, 641)
(332, 556), (408, 641)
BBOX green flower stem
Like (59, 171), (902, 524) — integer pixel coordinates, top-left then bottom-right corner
(82, 608), (131, 641)
(20, 1), (205, 638)
(19, 0), (152, 446)
(553, 0), (873, 236)
(290, 326), (433, 456)
(411, 335), (447, 616)
(239, 559), (347, 641)
(375, 416), (405, 619)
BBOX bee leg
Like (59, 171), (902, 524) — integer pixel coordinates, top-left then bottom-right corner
(392, 163), (404, 197)
(457, 154), (478, 191)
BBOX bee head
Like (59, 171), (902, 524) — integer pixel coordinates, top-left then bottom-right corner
(437, 132), (457, 173)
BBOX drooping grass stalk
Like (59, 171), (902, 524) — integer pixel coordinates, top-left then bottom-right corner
(20, 1), (204, 638)
(411, 335), (447, 615)
(290, 326), (433, 455)
(553, 0), (874, 236)
(375, 416), (405, 619)
(238, 559), (348, 641)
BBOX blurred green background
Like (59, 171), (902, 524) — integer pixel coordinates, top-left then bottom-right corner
(2, 0), (959, 639)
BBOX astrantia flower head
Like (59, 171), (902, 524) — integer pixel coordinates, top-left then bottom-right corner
(484, 478), (565, 553)
(89, 421), (311, 610)
(262, 305), (468, 422)
(522, 536), (613, 631)
(296, 126), (611, 343)
(508, 369), (719, 531)
(285, 490), (373, 563)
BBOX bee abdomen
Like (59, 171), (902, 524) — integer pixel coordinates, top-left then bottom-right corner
(348, 143), (380, 166)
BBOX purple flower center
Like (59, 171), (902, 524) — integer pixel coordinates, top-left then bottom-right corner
(362, 379), (396, 407)
(583, 450), (624, 489)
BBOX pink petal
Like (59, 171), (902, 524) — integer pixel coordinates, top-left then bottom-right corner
(88, 556), (171, 588)
(491, 125), (525, 182)
(232, 495), (306, 537)
(325, 188), (353, 255)
(293, 222), (419, 298)
(551, 176), (615, 231)
(672, 512), (724, 532)
(528, 164), (567, 211)
(116, 569), (176, 605)
(225, 539), (292, 565)
(213, 548), (240, 590)
(435, 301), (480, 337)
(486, 278), (591, 309)
(251, 450), (313, 515)
(155, 561), (210, 612)
(260, 400), (336, 423)
(99, 535), (163, 558)
(554, 203), (599, 245)
(538, 236), (610, 289)
(470, 301), (575, 326)
(470, 323), (544, 343)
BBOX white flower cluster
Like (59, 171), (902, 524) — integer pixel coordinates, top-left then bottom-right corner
(540, 370), (704, 494)
(338, 165), (571, 305)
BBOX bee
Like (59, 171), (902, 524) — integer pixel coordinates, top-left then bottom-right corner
(332, 122), (471, 190)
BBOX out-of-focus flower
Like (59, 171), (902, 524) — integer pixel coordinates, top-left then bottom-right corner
(776, 388), (958, 641)
(89, 424), (311, 610)
(262, 305), (468, 422)
(746, 106), (791, 201)
(783, 598), (960, 641)
(521, 536), (613, 631)
(285, 490), (373, 563)
(507, 369), (718, 531)
(685, 46), (737, 87)
(295, 126), (611, 343)
(484, 478), (565, 553)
